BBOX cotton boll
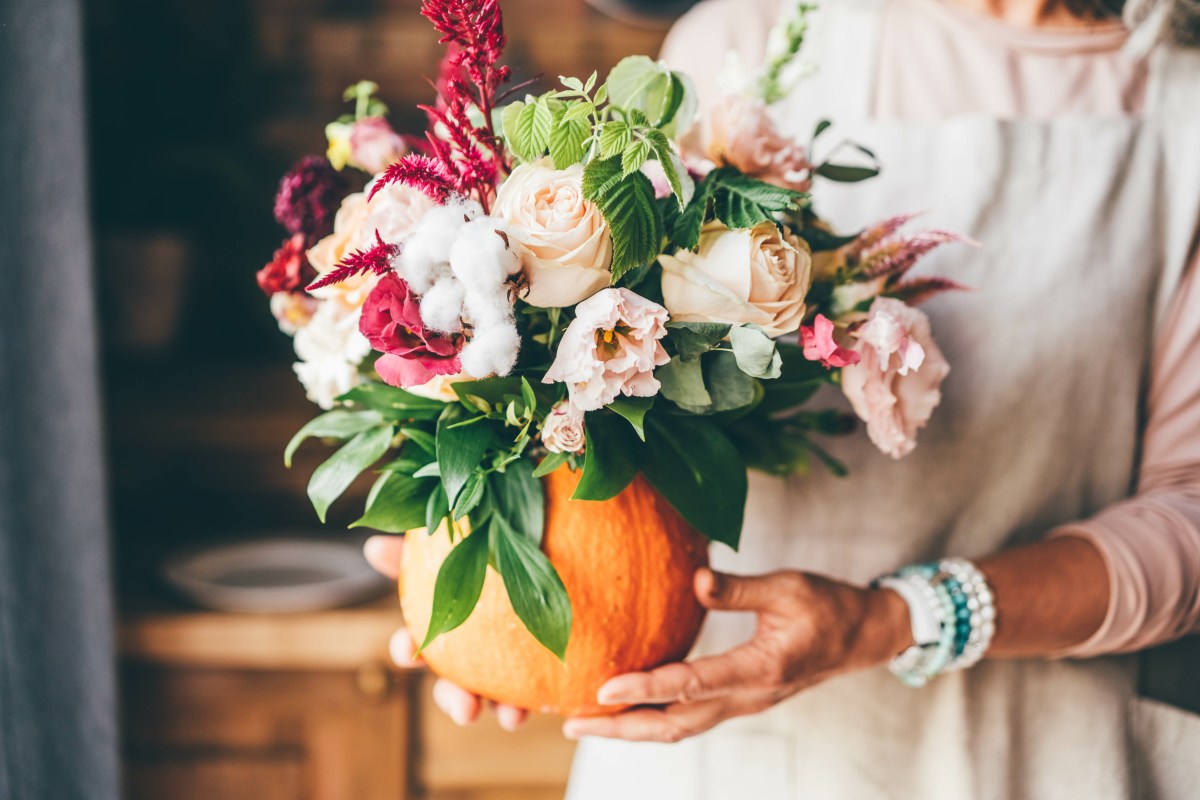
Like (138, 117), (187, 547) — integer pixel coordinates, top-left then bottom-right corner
(462, 288), (514, 331)
(460, 321), (521, 379)
(420, 276), (466, 334)
(449, 217), (520, 288)
(400, 200), (482, 292)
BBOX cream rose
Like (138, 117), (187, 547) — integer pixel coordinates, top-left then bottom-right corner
(492, 159), (613, 307)
(659, 220), (812, 337)
(541, 401), (586, 454)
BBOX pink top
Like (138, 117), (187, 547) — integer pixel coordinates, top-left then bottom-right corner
(663, 0), (1200, 656)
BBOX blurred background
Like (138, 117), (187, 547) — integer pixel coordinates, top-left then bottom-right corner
(87, 1), (685, 798)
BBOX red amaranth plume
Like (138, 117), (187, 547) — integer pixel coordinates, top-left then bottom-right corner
(856, 231), (977, 281)
(845, 212), (922, 260)
(306, 232), (401, 292)
(886, 277), (972, 306)
(370, 154), (456, 203)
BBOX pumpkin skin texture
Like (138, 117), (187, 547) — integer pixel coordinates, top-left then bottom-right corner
(400, 466), (710, 717)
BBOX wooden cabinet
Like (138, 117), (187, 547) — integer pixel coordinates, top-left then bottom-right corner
(119, 601), (575, 800)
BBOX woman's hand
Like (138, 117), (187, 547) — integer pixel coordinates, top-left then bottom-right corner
(362, 535), (530, 732)
(561, 567), (911, 743)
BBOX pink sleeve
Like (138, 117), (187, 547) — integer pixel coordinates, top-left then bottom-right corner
(1052, 253), (1200, 657)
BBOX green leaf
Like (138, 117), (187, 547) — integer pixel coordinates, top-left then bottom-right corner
(606, 396), (654, 441)
(350, 473), (433, 533)
(707, 167), (807, 229)
(500, 100), (526, 148)
(672, 177), (715, 250)
(490, 459), (545, 545)
(645, 129), (684, 207)
(797, 227), (860, 252)
(605, 55), (663, 111)
(285, 410), (384, 468)
(419, 526), (490, 650)
(532, 451), (570, 479)
(729, 325), (782, 379)
(307, 426), (395, 523)
(425, 482), (449, 534)
(513, 99), (553, 161)
(667, 321), (731, 362)
(656, 356), (711, 410)
(436, 409), (494, 506)
(815, 163), (880, 183)
(573, 411), (639, 501)
(658, 72), (686, 128)
(562, 101), (595, 123)
(400, 427), (437, 456)
(412, 462), (440, 479)
(582, 156), (662, 281)
(560, 75), (584, 92)
(598, 121), (631, 159)
(493, 515), (572, 660)
(339, 382), (448, 419)
(453, 471), (487, 520)
(621, 138), (653, 177)
(550, 109), (591, 170)
(812, 119), (832, 141)
(641, 415), (746, 549)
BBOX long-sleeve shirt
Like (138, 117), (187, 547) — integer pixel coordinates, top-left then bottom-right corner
(661, 0), (1200, 656)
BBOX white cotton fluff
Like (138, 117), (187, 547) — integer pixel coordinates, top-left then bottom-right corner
(399, 198), (484, 294)
(460, 321), (521, 379)
(420, 276), (466, 334)
(449, 217), (521, 288)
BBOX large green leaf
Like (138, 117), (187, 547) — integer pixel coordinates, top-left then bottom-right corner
(672, 176), (715, 250)
(436, 409), (493, 507)
(549, 111), (591, 170)
(493, 516), (572, 660)
(350, 472), (433, 533)
(606, 396), (654, 441)
(656, 356), (711, 410)
(641, 415), (746, 549)
(582, 156), (662, 281)
(307, 426), (395, 523)
(419, 526), (491, 650)
(667, 321), (731, 362)
(338, 383), (446, 420)
(573, 411), (639, 501)
(604, 55), (693, 132)
(491, 459), (545, 545)
(285, 410), (384, 468)
(729, 324), (782, 379)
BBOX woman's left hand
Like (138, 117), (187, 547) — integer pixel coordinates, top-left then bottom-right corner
(562, 567), (911, 743)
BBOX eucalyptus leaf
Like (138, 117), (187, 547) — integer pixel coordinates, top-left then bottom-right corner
(493, 515), (572, 660)
(419, 526), (490, 650)
(656, 356), (711, 410)
(729, 325), (783, 379)
(350, 472), (433, 533)
(667, 321), (731, 361)
(285, 410), (384, 468)
(307, 426), (395, 523)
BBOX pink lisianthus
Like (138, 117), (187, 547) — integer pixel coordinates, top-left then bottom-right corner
(350, 117), (409, 175)
(359, 273), (463, 388)
(258, 234), (314, 296)
(800, 314), (860, 369)
(543, 288), (670, 412)
(541, 401), (586, 455)
(840, 298), (949, 459)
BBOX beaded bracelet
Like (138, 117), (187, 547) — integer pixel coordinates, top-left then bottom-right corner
(872, 557), (997, 687)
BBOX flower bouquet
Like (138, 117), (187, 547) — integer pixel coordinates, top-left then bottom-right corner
(259, 0), (967, 715)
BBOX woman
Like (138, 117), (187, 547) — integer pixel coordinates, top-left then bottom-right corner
(367, 0), (1200, 796)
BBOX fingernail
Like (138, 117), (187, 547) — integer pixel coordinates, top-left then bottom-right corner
(596, 686), (625, 705)
(363, 536), (389, 565)
(706, 569), (725, 598)
(563, 722), (581, 740)
(388, 630), (419, 667)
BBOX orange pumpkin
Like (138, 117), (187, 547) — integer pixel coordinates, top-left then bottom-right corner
(400, 465), (709, 717)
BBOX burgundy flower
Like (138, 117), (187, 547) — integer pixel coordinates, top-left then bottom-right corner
(257, 234), (314, 296)
(274, 155), (347, 240)
(360, 273), (463, 388)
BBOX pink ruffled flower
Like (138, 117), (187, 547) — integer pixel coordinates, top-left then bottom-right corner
(543, 288), (670, 412)
(800, 314), (861, 369)
(359, 273), (463, 388)
(841, 298), (949, 459)
(541, 401), (586, 455)
(687, 95), (811, 193)
(350, 117), (409, 175)
(257, 233), (314, 296)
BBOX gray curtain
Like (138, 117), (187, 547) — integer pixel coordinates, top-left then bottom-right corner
(0, 0), (121, 798)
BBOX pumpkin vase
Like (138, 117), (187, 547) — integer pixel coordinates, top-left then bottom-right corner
(400, 465), (710, 717)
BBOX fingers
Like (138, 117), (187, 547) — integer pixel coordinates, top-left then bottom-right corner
(695, 567), (791, 612)
(563, 697), (739, 743)
(433, 678), (483, 726)
(494, 702), (530, 732)
(388, 629), (423, 669)
(364, 535), (404, 579)
(596, 645), (771, 706)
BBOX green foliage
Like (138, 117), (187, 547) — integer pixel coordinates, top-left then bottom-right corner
(549, 106), (591, 169)
(532, 451), (570, 478)
(435, 408), (493, 507)
(606, 396), (654, 441)
(573, 411), (639, 501)
(338, 382), (447, 420)
(285, 410), (385, 468)
(490, 459), (545, 545)
(493, 515), (572, 660)
(667, 321), (731, 361)
(307, 425), (395, 522)
(582, 155), (663, 281)
(350, 472), (433, 533)
(641, 415), (747, 549)
(604, 56), (696, 133)
(729, 325), (782, 380)
(420, 526), (491, 651)
(671, 168), (807, 250)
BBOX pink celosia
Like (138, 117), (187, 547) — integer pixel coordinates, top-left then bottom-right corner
(307, 232), (401, 292)
(800, 314), (860, 369)
(274, 155), (347, 240)
(359, 273), (463, 388)
(543, 288), (670, 412)
(257, 234), (314, 296)
(841, 298), (949, 459)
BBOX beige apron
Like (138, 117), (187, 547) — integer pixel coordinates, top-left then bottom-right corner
(567, 3), (1200, 798)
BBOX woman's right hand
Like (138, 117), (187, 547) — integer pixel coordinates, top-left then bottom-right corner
(363, 535), (530, 732)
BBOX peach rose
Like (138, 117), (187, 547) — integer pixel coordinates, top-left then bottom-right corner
(841, 298), (949, 459)
(492, 159), (613, 307)
(688, 94), (811, 193)
(659, 221), (812, 337)
(541, 401), (586, 454)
